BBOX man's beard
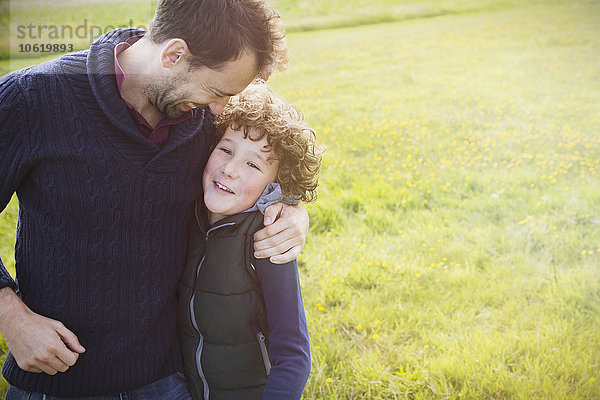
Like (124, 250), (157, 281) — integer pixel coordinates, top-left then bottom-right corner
(144, 75), (204, 119)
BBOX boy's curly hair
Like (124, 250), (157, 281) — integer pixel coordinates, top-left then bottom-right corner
(213, 81), (324, 203)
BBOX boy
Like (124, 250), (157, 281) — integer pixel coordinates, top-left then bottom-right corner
(178, 81), (323, 399)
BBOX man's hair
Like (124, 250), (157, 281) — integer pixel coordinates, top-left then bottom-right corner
(148, 0), (288, 79)
(213, 80), (324, 203)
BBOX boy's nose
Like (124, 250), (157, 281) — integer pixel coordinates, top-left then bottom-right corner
(222, 161), (239, 178)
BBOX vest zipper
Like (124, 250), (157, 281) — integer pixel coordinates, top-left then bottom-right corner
(188, 222), (237, 400)
(190, 256), (210, 400)
(207, 222), (236, 235)
(257, 332), (272, 375)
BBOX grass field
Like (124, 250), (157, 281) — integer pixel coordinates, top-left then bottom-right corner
(1, 0), (599, 398)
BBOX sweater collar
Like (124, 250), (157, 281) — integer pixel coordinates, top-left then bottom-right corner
(87, 28), (147, 145)
(86, 28), (208, 153)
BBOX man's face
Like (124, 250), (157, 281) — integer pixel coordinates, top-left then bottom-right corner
(145, 50), (258, 118)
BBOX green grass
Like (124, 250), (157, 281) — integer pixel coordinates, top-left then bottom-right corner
(1, 0), (600, 398)
(0, 0), (563, 63)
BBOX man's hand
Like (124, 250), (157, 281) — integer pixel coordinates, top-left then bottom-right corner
(0, 287), (85, 375)
(254, 203), (309, 264)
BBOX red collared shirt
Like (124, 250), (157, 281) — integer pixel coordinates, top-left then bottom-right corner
(114, 35), (192, 147)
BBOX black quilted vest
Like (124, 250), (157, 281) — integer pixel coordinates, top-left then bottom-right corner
(178, 202), (271, 400)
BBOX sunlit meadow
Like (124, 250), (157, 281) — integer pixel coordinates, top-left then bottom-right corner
(1, 0), (599, 398)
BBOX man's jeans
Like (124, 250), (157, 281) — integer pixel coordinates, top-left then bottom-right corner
(5, 373), (192, 400)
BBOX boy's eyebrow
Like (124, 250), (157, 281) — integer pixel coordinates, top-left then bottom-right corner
(254, 146), (270, 164)
(254, 150), (269, 164)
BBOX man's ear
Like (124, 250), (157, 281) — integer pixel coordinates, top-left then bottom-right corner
(160, 38), (190, 68)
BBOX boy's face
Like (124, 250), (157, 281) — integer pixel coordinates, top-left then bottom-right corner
(203, 127), (279, 224)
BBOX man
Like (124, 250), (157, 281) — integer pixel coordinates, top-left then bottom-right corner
(0, 0), (309, 398)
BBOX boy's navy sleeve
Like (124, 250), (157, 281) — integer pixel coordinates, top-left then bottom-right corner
(252, 251), (311, 400)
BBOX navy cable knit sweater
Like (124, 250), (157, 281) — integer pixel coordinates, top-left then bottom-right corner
(0, 28), (214, 396)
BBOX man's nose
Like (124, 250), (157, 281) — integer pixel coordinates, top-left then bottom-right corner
(208, 96), (231, 115)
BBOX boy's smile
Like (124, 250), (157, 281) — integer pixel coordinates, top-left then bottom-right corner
(202, 127), (279, 224)
(214, 181), (235, 193)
